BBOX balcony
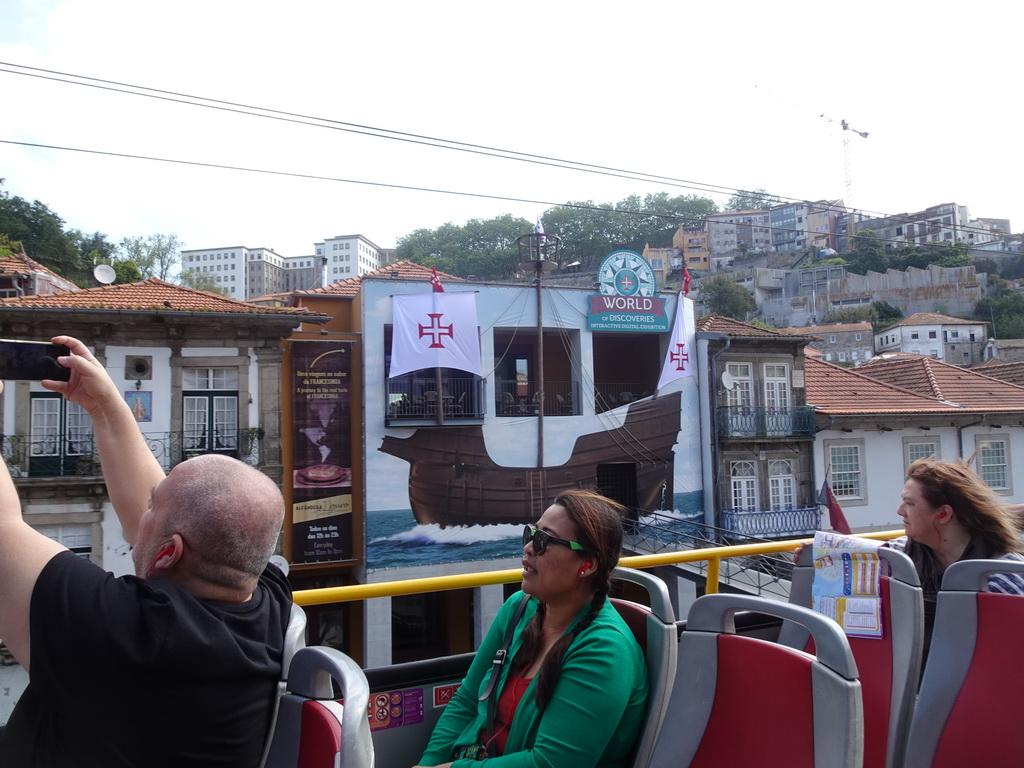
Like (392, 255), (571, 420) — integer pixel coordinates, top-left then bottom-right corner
(386, 376), (485, 422)
(495, 379), (579, 417)
(1, 429), (264, 478)
(594, 382), (653, 414)
(720, 506), (821, 538)
(717, 406), (816, 438)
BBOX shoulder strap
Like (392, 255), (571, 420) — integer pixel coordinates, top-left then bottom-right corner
(480, 593), (531, 745)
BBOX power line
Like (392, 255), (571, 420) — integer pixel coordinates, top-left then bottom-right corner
(0, 61), (1012, 247)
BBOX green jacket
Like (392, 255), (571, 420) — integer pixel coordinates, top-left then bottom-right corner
(419, 591), (649, 768)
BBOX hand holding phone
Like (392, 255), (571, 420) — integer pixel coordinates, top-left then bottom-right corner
(0, 340), (72, 382)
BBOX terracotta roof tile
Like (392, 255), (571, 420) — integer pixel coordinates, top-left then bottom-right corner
(0, 277), (315, 316)
(805, 357), (957, 415)
(696, 314), (805, 338)
(780, 322), (873, 336)
(881, 312), (985, 329)
(855, 356), (1024, 411)
(0, 253), (79, 286)
(295, 260), (462, 297)
(964, 360), (1024, 388)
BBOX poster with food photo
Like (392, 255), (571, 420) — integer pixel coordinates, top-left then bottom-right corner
(291, 341), (354, 564)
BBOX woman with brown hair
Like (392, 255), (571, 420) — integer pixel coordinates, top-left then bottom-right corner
(414, 489), (649, 767)
(889, 458), (1024, 656)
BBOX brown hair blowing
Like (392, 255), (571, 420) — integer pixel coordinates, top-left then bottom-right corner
(516, 489), (627, 710)
(907, 458), (1021, 555)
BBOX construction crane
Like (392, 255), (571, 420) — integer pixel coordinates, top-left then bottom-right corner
(821, 114), (869, 238)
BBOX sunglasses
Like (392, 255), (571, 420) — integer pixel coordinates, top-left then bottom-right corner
(523, 524), (587, 556)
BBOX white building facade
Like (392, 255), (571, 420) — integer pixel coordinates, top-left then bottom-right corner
(315, 235), (384, 281)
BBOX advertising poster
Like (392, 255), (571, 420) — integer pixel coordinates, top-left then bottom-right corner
(291, 341), (354, 564)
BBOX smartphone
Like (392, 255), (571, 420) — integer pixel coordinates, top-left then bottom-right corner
(0, 340), (72, 382)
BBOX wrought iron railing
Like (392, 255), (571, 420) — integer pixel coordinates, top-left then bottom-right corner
(717, 406), (816, 438)
(386, 377), (485, 420)
(494, 379), (579, 416)
(594, 383), (654, 413)
(628, 510), (797, 596)
(719, 506), (821, 538)
(1, 429), (264, 478)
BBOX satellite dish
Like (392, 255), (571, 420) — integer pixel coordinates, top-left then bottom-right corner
(93, 263), (116, 285)
(720, 371), (736, 390)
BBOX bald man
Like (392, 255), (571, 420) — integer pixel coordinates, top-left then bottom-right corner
(0, 337), (292, 768)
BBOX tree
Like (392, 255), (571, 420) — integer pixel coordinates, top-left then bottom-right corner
(118, 233), (184, 280)
(696, 274), (756, 320)
(113, 260), (143, 284)
(974, 289), (1024, 340)
(724, 188), (782, 211)
(0, 186), (83, 279)
(396, 215), (532, 279)
(178, 268), (228, 295)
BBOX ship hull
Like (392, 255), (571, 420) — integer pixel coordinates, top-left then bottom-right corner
(379, 392), (681, 527)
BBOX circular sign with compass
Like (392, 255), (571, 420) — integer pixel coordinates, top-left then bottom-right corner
(597, 250), (657, 297)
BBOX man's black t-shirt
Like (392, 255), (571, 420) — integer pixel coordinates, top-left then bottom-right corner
(0, 552), (292, 768)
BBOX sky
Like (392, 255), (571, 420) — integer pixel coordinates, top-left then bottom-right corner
(1, 0), (1020, 264)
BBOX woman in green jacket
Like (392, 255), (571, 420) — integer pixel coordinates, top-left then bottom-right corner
(415, 489), (649, 767)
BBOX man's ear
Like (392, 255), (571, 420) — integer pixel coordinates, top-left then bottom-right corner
(151, 534), (184, 573)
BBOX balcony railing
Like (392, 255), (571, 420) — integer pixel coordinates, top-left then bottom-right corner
(495, 379), (579, 416)
(386, 377), (485, 421)
(717, 406), (816, 438)
(594, 383), (654, 414)
(1, 429), (264, 478)
(720, 506), (821, 538)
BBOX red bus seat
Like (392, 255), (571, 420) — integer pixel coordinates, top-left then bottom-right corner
(903, 559), (1024, 768)
(610, 567), (677, 768)
(264, 645), (374, 768)
(645, 593), (863, 768)
(779, 545), (923, 768)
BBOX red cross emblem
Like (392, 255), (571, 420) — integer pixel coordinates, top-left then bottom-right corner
(617, 273), (635, 292)
(669, 343), (689, 371)
(419, 313), (453, 348)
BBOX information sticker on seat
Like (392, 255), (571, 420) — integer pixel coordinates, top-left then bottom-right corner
(367, 688), (425, 731)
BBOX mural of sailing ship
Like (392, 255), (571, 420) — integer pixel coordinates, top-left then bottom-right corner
(379, 391), (681, 527)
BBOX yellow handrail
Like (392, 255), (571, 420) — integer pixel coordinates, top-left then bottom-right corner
(293, 529), (905, 607)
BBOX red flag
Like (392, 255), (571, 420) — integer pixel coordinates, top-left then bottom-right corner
(818, 480), (853, 535)
(683, 265), (691, 296)
(430, 267), (445, 293)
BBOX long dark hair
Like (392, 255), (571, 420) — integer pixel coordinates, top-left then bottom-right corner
(513, 489), (626, 710)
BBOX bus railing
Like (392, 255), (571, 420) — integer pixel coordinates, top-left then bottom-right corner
(292, 529), (905, 607)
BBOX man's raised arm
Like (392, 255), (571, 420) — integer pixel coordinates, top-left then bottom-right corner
(43, 336), (165, 545)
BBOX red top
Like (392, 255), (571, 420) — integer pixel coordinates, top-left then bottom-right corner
(489, 674), (532, 755)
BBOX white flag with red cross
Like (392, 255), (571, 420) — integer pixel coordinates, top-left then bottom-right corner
(389, 292), (482, 378)
(657, 292), (695, 390)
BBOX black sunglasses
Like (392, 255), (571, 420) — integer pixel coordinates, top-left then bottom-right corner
(523, 524), (587, 556)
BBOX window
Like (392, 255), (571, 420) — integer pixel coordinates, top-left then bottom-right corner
(725, 363), (753, 407)
(730, 461), (757, 511)
(183, 368), (239, 457)
(838, 352), (847, 362)
(769, 459), (795, 510)
(911, 332), (919, 340)
(829, 335), (836, 343)
(37, 524), (92, 559)
(29, 394), (93, 476)
(855, 334), (862, 341)
(928, 331), (937, 339)
(826, 440), (866, 503)
(976, 437), (1010, 492)
(904, 438), (938, 471)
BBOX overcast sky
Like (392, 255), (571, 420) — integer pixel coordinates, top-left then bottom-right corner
(1, 0), (1020, 263)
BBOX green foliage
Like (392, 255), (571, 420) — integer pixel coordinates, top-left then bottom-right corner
(724, 188), (783, 211)
(397, 214), (532, 279)
(118, 233), (183, 280)
(113, 260), (142, 284)
(0, 186), (85, 280)
(974, 287), (1024, 340)
(696, 274), (756, 320)
(821, 300), (903, 331)
(844, 233), (973, 277)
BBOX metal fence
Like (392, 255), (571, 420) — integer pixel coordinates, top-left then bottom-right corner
(717, 406), (816, 438)
(1, 429), (264, 478)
